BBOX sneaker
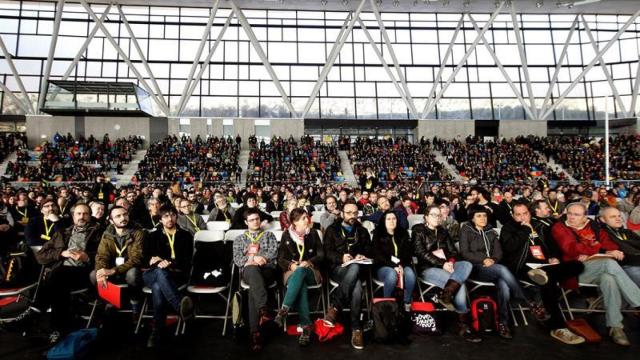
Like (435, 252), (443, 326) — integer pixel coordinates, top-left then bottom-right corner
(250, 331), (263, 352)
(274, 306), (288, 328)
(529, 302), (549, 322)
(48, 330), (61, 345)
(550, 328), (585, 345)
(299, 325), (312, 347)
(527, 268), (549, 286)
(498, 323), (513, 339)
(609, 327), (630, 346)
(323, 306), (338, 327)
(179, 296), (194, 321)
(351, 329), (364, 349)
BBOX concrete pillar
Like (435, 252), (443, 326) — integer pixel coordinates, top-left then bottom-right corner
(189, 118), (207, 139)
(271, 119), (304, 140)
(415, 119), (475, 140)
(233, 118), (255, 148)
(498, 120), (548, 138)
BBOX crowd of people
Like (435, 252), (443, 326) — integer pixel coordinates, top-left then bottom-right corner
(0, 132), (26, 164)
(542, 135), (640, 181)
(433, 136), (562, 183)
(135, 135), (240, 185)
(1, 168), (639, 353)
(3, 133), (142, 182)
(347, 137), (452, 189)
(246, 135), (341, 187)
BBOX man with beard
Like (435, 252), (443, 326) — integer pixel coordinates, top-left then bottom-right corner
(92, 206), (144, 317)
(207, 193), (236, 224)
(25, 198), (62, 246)
(35, 203), (102, 344)
(323, 200), (372, 350)
(143, 205), (194, 348)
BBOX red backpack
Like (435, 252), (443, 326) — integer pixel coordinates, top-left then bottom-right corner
(470, 296), (499, 333)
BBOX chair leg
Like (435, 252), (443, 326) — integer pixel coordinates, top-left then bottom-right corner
(510, 306), (519, 327)
(518, 304), (528, 326)
(135, 298), (148, 335)
(85, 299), (99, 329)
(560, 289), (575, 320)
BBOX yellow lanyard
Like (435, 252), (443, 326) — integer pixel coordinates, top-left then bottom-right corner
(222, 209), (230, 223)
(165, 231), (176, 259)
(114, 240), (128, 257)
(613, 230), (628, 241)
(391, 235), (398, 257)
(17, 207), (27, 218)
(187, 214), (199, 231)
(43, 218), (55, 237)
(525, 224), (539, 245)
(548, 201), (558, 214)
(296, 240), (305, 262)
(246, 231), (265, 244)
(60, 204), (67, 214)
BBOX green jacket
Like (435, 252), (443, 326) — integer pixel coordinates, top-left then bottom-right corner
(95, 224), (145, 275)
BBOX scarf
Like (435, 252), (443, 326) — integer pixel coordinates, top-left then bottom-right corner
(289, 227), (310, 246)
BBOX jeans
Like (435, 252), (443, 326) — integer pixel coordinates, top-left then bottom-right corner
(242, 265), (277, 332)
(472, 263), (528, 325)
(421, 261), (473, 313)
(142, 268), (185, 326)
(330, 264), (364, 330)
(622, 265), (640, 288)
(283, 267), (317, 326)
(376, 266), (416, 304)
(579, 259), (640, 328)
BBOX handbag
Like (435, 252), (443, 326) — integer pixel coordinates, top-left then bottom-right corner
(313, 318), (344, 342)
(410, 301), (443, 335)
(566, 318), (602, 343)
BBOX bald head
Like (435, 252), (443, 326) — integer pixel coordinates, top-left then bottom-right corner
(599, 207), (624, 229)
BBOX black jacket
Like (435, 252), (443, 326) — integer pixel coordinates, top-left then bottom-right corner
(373, 228), (412, 269)
(499, 219), (559, 276)
(144, 226), (193, 276)
(459, 222), (502, 265)
(277, 230), (325, 271)
(602, 225), (640, 266)
(36, 221), (103, 270)
(25, 216), (63, 247)
(323, 221), (372, 269)
(413, 224), (459, 269)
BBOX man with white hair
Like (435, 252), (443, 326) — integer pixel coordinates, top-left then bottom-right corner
(599, 206), (640, 287)
(552, 202), (640, 346)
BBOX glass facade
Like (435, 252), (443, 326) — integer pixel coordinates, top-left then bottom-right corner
(1, 1), (639, 120)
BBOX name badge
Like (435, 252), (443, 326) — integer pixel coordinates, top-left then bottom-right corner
(391, 255), (400, 264)
(529, 246), (546, 260)
(40, 234), (51, 241)
(115, 257), (125, 266)
(20, 217), (28, 224)
(247, 243), (260, 256)
(98, 192), (104, 199)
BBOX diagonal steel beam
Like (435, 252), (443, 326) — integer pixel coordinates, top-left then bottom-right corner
(421, 15), (464, 119)
(422, 3), (504, 119)
(49, 3), (112, 102)
(80, 0), (169, 115)
(0, 79), (31, 114)
(510, 5), (537, 119)
(301, 0), (367, 118)
(117, 4), (169, 112)
(357, 18), (418, 119)
(540, 9), (640, 120)
(581, 15), (627, 117)
(0, 35), (34, 113)
(231, 0), (298, 117)
(630, 57), (640, 116)
(178, 11), (234, 116)
(37, 0), (65, 114)
(540, 15), (578, 114)
(369, 0), (418, 118)
(176, 0), (220, 115)
(468, 14), (536, 120)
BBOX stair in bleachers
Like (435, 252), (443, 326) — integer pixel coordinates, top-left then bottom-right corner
(545, 155), (579, 185)
(238, 150), (250, 185)
(114, 150), (147, 184)
(0, 151), (17, 176)
(338, 151), (358, 186)
(432, 149), (464, 182)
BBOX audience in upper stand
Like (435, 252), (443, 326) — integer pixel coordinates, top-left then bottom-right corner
(246, 135), (340, 187)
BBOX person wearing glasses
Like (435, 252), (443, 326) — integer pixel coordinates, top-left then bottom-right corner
(177, 198), (206, 236)
(414, 205), (481, 343)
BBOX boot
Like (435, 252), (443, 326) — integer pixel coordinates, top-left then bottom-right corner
(147, 324), (162, 348)
(457, 313), (482, 343)
(274, 306), (289, 328)
(438, 280), (461, 311)
(323, 306), (339, 327)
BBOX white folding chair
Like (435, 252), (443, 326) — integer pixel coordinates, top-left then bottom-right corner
(311, 211), (325, 224)
(207, 221), (231, 231)
(265, 221), (282, 231)
(313, 204), (325, 212)
(271, 230), (284, 242)
(224, 229), (248, 242)
(560, 282), (605, 321)
(407, 214), (424, 228)
(270, 211), (282, 219)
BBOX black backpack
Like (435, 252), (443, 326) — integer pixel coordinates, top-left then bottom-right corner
(372, 298), (411, 344)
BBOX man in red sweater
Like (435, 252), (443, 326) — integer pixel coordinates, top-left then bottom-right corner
(552, 202), (640, 346)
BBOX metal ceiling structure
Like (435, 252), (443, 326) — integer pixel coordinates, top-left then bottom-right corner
(20, 0), (640, 15)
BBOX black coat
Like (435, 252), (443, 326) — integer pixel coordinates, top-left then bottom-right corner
(499, 219), (559, 276)
(144, 226), (193, 276)
(323, 221), (372, 269)
(277, 230), (324, 271)
(413, 224), (459, 269)
(372, 228), (412, 269)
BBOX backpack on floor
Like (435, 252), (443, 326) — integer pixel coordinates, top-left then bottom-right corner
(410, 301), (443, 336)
(470, 296), (498, 333)
(372, 298), (410, 344)
(230, 290), (247, 340)
(47, 328), (98, 360)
